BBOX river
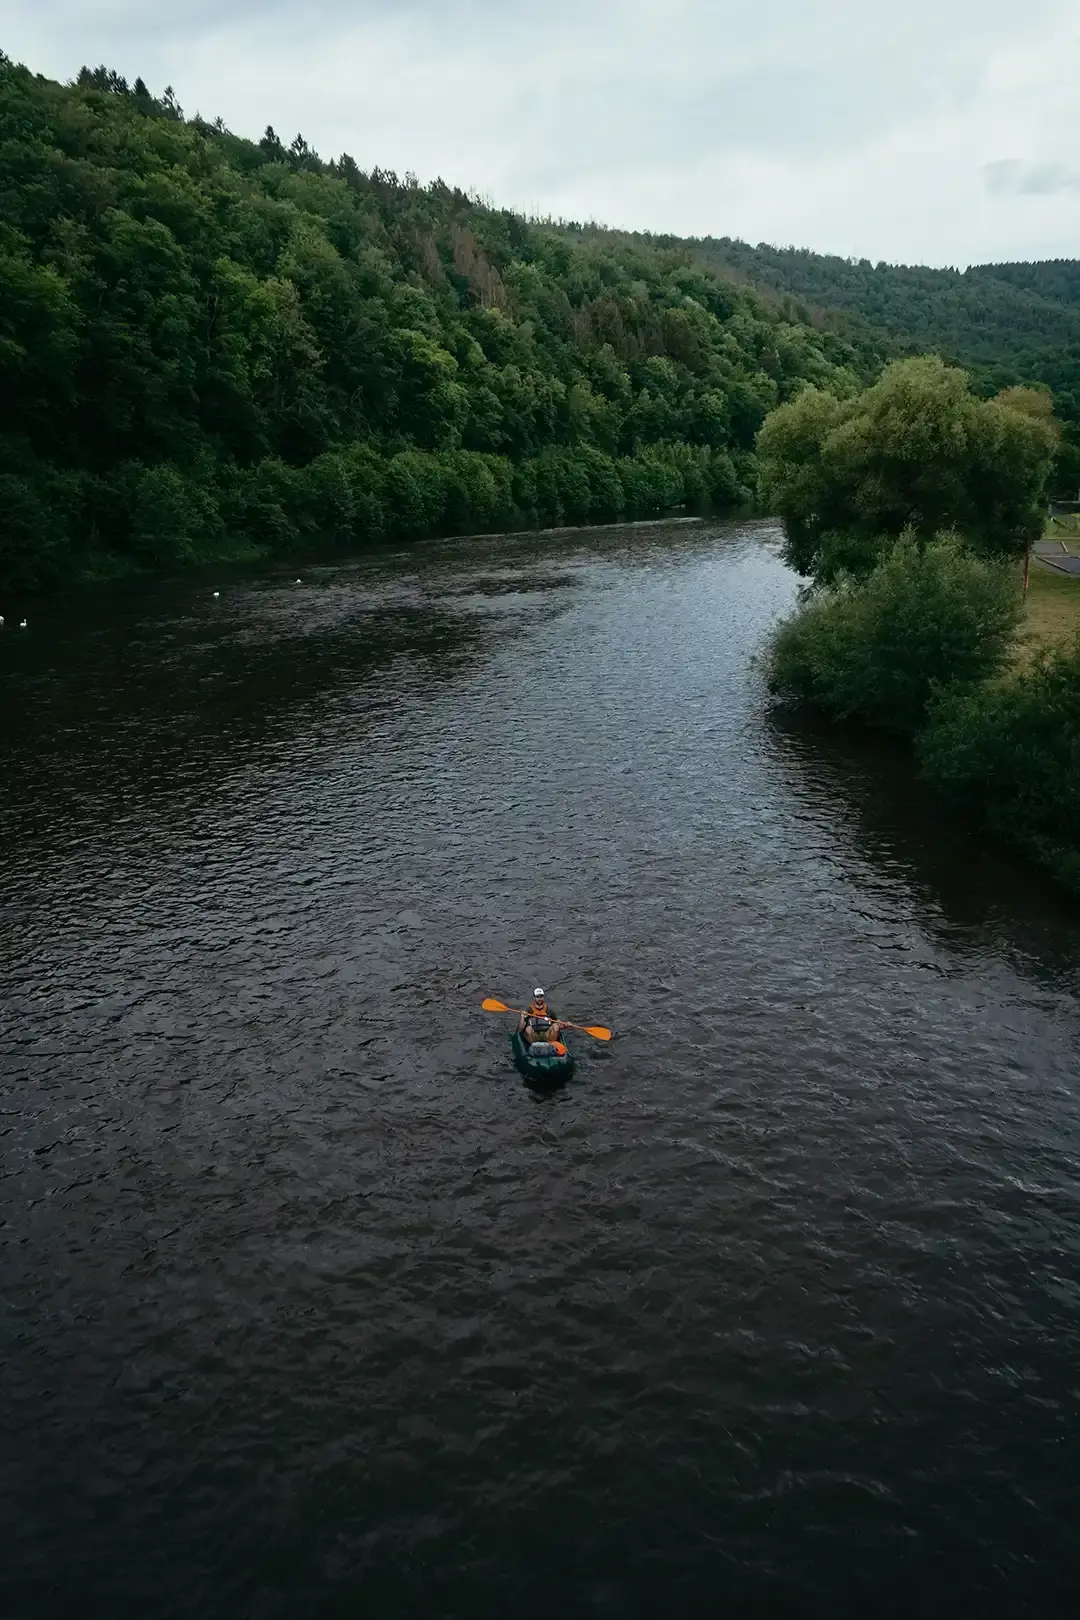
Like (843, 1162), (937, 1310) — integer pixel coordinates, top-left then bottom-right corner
(2, 518), (1079, 1618)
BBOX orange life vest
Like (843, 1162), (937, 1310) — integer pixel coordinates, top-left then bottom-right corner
(524, 1001), (556, 1041)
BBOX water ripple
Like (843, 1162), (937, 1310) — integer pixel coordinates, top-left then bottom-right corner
(3, 521), (1080, 1617)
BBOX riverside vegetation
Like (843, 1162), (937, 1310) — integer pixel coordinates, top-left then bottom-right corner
(761, 357), (1080, 894)
(0, 54), (875, 594)
(6, 58), (1080, 891)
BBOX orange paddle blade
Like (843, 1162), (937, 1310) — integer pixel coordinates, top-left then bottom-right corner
(579, 1025), (613, 1041)
(482, 997), (516, 1013)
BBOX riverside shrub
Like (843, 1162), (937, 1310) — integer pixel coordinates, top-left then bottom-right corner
(767, 533), (1021, 735)
(918, 637), (1080, 893)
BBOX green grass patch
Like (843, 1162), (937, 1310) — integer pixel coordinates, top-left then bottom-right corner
(1045, 512), (1080, 541)
(1022, 558), (1080, 654)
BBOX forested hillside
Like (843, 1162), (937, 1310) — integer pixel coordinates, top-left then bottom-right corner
(567, 230), (1080, 489)
(0, 55), (876, 593)
(968, 260), (1080, 311)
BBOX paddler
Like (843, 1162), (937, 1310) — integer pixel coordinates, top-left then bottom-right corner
(518, 987), (566, 1051)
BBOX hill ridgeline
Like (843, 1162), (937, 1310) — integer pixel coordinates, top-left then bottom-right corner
(0, 55), (876, 593)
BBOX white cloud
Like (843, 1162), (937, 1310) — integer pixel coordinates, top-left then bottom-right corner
(4, 0), (1080, 266)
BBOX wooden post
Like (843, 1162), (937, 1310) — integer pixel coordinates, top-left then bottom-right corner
(1023, 534), (1031, 598)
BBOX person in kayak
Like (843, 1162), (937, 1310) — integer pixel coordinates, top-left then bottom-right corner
(519, 988), (565, 1050)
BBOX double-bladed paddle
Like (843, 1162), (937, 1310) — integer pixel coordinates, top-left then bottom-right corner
(482, 997), (612, 1041)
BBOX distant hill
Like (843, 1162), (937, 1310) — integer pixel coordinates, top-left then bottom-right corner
(969, 259), (1080, 310)
(563, 228), (1080, 488)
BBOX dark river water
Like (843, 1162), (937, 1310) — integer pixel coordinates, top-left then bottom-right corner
(3, 518), (1080, 1619)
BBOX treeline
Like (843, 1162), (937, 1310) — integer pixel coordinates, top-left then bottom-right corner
(567, 228), (1080, 493)
(0, 54), (872, 593)
(760, 358), (1080, 895)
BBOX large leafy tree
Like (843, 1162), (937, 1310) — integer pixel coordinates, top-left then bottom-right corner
(757, 357), (1058, 582)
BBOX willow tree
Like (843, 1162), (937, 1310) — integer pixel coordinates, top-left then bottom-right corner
(757, 356), (1059, 582)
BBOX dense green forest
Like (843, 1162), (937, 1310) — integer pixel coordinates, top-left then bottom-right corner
(567, 229), (1080, 491)
(0, 54), (877, 594)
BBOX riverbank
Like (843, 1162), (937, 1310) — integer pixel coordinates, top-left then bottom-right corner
(765, 531), (1080, 899)
(0, 488), (726, 618)
(0, 440), (754, 601)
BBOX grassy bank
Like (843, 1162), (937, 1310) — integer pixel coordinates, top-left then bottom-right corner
(1021, 509), (1080, 652)
(1022, 562), (1080, 650)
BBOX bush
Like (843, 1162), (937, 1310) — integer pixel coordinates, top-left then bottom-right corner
(340, 443), (388, 541)
(296, 452), (356, 545)
(226, 457), (301, 552)
(559, 451), (594, 524)
(511, 456), (539, 521)
(436, 451), (508, 531)
(383, 450), (448, 535)
(618, 454), (683, 516)
(484, 454), (517, 528)
(649, 442), (709, 507)
(640, 454), (685, 511)
(525, 447), (587, 525)
(0, 465), (76, 589)
(767, 533), (1021, 735)
(2, 430), (749, 593)
(577, 446), (623, 519)
(707, 449), (745, 507)
(918, 636), (1080, 892)
(120, 463), (224, 565)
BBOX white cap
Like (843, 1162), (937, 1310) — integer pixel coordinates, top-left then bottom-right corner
(533, 986), (545, 999)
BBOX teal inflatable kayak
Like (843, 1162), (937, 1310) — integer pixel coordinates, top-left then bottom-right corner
(511, 1030), (575, 1083)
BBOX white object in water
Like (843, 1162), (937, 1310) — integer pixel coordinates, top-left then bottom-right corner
(295, 578), (302, 584)
(0, 615), (4, 626)
(213, 590), (220, 598)
(19, 619), (27, 629)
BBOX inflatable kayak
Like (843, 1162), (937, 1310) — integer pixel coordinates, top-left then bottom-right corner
(511, 1030), (575, 1083)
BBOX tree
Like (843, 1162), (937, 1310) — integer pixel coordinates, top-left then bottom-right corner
(993, 384), (1057, 424)
(758, 357), (1058, 581)
(767, 533), (1022, 735)
(259, 126), (285, 161)
(0, 246), (79, 438)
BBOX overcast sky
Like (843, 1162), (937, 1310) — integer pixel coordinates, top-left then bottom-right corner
(4, 0), (1080, 267)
